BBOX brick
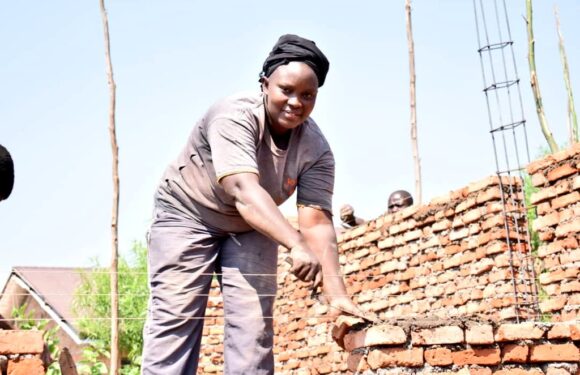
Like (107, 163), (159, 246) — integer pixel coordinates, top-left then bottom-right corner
(412, 326), (464, 345)
(452, 348), (501, 365)
(546, 367), (573, 375)
(343, 324), (407, 352)
(539, 269), (567, 285)
(529, 343), (580, 362)
(493, 369), (544, 375)
(533, 211), (560, 231)
(0, 331), (44, 355)
(560, 249), (580, 265)
(495, 323), (545, 341)
(547, 163), (577, 182)
(555, 219), (580, 237)
(424, 347), (453, 366)
(531, 172), (548, 187)
(552, 192), (580, 210)
(562, 280), (580, 293)
(466, 324), (494, 344)
(366, 347), (424, 369)
(531, 186), (559, 205)
(540, 296), (568, 313)
(347, 352), (368, 373)
(501, 344), (529, 363)
(7, 357), (45, 375)
(547, 324), (573, 339)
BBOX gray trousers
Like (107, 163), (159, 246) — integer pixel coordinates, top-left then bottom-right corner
(141, 209), (278, 375)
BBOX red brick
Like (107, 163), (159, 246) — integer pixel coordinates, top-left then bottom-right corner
(366, 347), (424, 369)
(493, 370), (544, 375)
(560, 250), (580, 266)
(539, 269), (567, 285)
(531, 171), (548, 187)
(547, 324), (573, 339)
(412, 326), (464, 345)
(495, 323), (545, 341)
(501, 344), (529, 363)
(539, 296), (568, 313)
(466, 324), (494, 344)
(529, 343), (580, 362)
(346, 352), (368, 373)
(343, 324), (407, 352)
(547, 163), (577, 182)
(7, 357), (44, 375)
(424, 347), (453, 366)
(0, 331), (44, 355)
(531, 186), (560, 205)
(556, 219), (580, 238)
(452, 348), (501, 365)
(553, 192), (580, 210)
(545, 367), (572, 375)
(533, 211), (560, 231)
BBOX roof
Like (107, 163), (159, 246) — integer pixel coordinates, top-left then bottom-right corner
(10, 266), (91, 329)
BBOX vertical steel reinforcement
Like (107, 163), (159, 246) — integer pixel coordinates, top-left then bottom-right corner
(472, 0), (540, 322)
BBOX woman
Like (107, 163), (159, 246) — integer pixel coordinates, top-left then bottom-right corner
(142, 34), (361, 375)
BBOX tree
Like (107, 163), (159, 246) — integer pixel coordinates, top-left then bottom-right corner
(73, 243), (148, 375)
(525, 0), (559, 153)
(554, 5), (578, 145)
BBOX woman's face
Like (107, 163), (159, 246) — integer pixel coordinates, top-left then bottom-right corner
(262, 61), (319, 136)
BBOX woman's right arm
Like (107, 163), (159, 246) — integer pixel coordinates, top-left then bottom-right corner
(221, 172), (323, 287)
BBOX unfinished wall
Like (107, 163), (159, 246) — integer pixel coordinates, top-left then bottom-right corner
(342, 319), (579, 374)
(527, 143), (580, 322)
(0, 330), (46, 375)
(198, 174), (539, 374)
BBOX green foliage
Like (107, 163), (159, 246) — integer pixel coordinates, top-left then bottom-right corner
(77, 340), (109, 375)
(73, 242), (149, 374)
(11, 304), (61, 374)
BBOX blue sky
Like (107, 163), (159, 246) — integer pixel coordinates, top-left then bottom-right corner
(1, 1), (579, 283)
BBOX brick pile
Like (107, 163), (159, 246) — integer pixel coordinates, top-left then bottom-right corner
(341, 319), (580, 374)
(0, 330), (46, 374)
(527, 143), (580, 322)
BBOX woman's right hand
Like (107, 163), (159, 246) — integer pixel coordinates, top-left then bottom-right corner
(289, 243), (323, 288)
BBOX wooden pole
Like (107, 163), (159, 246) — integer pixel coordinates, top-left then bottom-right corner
(98, 1), (120, 374)
(406, 0), (422, 205)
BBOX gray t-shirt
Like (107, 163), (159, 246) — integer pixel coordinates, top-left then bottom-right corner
(155, 91), (335, 233)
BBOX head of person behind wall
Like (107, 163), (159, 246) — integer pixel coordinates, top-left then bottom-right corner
(258, 34), (329, 139)
(0, 144), (14, 201)
(387, 190), (413, 214)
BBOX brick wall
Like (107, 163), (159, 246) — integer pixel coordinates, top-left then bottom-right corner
(198, 174), (543, 373)
(528, 143), (580, 322)
(341, 319), (579, 374)
(0, 330), (46, 374)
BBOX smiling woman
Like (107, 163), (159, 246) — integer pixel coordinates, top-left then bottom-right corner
(0, 144), (14, 201)
(141, 34), (368, 375)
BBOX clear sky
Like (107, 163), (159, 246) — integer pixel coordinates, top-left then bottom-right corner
(1, 1), (579, 284)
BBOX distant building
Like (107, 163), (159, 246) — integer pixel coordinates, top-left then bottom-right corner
(0, 267), (91, 362)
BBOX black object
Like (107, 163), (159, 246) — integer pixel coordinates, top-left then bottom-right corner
(0, 144), (14, 201)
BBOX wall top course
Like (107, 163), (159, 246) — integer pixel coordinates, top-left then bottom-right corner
(527, 142), (580, 174)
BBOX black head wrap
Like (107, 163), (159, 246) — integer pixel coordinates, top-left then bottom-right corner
(0, 144), (14, 201)
(260, 34), (329, 87)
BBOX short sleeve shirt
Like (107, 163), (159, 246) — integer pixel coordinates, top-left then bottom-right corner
(155, 91), (335, 233)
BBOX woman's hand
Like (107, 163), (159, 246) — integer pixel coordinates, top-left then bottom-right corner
(326, 294), (380, 323)
(289, 243), (322, 288)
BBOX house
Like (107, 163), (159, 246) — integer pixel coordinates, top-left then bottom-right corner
(0, 267), (91, 362)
